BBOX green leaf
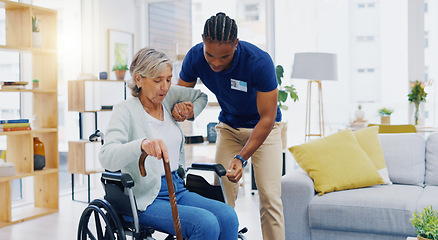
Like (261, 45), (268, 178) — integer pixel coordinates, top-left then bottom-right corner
(278, 90), (288, 103)
(279, 104), (288, 110)
(276, 65), (284, 85)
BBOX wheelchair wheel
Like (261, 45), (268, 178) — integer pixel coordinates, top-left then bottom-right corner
(77, 199), (126, 240)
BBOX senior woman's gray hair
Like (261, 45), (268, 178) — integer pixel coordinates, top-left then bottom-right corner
(126, 47), (172, 97)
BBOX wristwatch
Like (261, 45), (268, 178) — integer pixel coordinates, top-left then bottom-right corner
(234, 155), (248, 168)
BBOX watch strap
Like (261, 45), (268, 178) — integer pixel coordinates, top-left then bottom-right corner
(234, 154), (247, 168)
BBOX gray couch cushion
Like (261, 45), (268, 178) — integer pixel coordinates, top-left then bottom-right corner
(379, 133), (425, 186)
(308, 185), (420, 236)
(416, 186), (438, 211)
(426, 133), (438, 186)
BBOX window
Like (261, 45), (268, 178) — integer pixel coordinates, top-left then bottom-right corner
(425, 31), (429, 48)
(425, 66), (429, 82)
(358, 3), (375, 9)
(148, 0), (191, 61)
(245, 4), (259, 21)
(357, 36), (375, 42)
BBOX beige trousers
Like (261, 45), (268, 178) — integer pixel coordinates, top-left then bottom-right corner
(215, 122), (285, 240)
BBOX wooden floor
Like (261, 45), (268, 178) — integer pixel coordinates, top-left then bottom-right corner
(0, 173), (263, 240)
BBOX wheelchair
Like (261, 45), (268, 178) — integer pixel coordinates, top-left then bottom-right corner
(76, 162), (248, 240)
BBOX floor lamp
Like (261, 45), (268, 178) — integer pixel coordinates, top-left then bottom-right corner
(291, 52), (338, 142)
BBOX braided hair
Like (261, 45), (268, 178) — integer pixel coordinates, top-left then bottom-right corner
(203, 12), (238, 43)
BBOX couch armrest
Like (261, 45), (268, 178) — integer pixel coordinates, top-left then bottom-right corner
(281, 169), (315, 240)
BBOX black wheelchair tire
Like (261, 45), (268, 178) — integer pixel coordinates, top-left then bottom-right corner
(77, 199), (126, 240)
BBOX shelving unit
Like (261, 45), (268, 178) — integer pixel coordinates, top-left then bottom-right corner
(67, 79), (125, 202)
(0, 0), (58, 227)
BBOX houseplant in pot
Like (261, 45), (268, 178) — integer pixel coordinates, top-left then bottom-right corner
(112, 63), (128, 80)
(276, 65), (298, 149)
(410, 206), (438, 240)
(32, 16), (42, 48)
(378, 107), (393, 125)
(408, 80), (428, 125)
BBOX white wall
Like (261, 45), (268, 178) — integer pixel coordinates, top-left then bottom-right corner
(63, 0), (142, 145)
(274, 0), (426, 147)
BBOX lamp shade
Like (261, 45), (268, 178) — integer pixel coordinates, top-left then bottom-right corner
(291, 52), (338, 81)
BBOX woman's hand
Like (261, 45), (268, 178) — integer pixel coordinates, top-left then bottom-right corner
(226, 158), (244, 183)
(141, 139), (169, 163)
(172, 101), (194, 122)
(139, 139), (168, 177)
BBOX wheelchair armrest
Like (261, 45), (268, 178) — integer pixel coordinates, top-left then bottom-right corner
(102, 171), (135, 188)
(189, 163), (226, 177)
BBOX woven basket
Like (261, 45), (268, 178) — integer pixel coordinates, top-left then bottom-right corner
(380, 116), (390, 125)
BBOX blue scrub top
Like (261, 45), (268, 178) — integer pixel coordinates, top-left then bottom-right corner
(180, 41), (282, 129)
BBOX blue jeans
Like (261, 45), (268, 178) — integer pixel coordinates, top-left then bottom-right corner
(138, 171), (239, 240)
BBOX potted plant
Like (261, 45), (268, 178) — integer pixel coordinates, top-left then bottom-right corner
(378, 107), (393, 125)
(112, 63), (128, 80)
(32, 16), (42, 48)
(355, 105), (365, 121)
(276, 65), (298, 149)
(410, 206), (438, 240)
(408, 80), (428, 125)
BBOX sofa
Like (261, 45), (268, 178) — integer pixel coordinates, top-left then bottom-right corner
(281, 131), (438, 240)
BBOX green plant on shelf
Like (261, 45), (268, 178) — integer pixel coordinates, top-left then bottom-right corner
(112, 63), (129, 71)
(32, 16), (39, 32)
(378, 107), (393, 116)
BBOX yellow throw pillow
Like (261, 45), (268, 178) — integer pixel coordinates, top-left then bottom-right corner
(353, 126), (392, 184)
(289, 129), (384, 195)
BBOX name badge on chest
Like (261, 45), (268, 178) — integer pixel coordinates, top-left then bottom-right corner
(230, 79), (247, 92)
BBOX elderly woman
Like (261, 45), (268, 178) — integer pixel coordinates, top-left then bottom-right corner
(100, 47), (239, 240)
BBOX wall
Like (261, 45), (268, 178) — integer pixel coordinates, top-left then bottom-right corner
(65, 0), (143, 144)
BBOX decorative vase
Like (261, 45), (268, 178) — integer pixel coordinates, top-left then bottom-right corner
(33, 137), (45, 170)
(32, 32), (42, 48)
(114, 70), (126, 80)
(355, 109), (365, 121)
(380, 116), (390, 125)
(410, 102), (425, 126)
(414, 102), (420, 125)
(206, 122), (218, 143)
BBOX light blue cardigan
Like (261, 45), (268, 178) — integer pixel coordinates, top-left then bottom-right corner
(99, 85), (207, 211)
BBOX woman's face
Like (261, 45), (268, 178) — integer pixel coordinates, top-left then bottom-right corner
(203, 40), (238, 72)
(135, 64), (172, 105)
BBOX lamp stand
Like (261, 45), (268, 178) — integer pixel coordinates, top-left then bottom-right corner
(305, 80), (325, 142)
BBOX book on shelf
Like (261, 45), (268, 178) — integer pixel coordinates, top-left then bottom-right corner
(0, 123), (30, 128)
(1, 81), (28, 90)
(0, 126), (32, 132)
(1, 85), (26, 89)
(0, 81), (28, 86)
(0, 119), (29, 124)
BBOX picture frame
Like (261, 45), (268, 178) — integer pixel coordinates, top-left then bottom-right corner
(108, 29), (134, 80)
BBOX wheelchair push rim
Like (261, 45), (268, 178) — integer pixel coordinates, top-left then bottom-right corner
(77, 199), (126, 240)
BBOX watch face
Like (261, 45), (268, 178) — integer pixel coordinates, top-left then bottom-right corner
(242, 160), (247, 167)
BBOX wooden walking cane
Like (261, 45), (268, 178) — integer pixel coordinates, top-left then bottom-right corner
(139, 152), (183, 240)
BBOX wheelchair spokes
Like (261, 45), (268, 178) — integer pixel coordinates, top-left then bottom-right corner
(78, 199), (126, 240)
